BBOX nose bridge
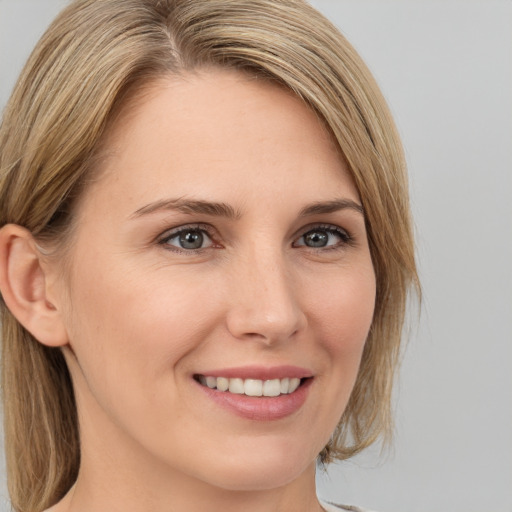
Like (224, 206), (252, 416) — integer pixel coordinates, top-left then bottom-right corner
(226, 242), (305, 343)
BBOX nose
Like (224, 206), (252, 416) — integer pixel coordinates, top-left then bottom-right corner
(225, 250), (307, 345)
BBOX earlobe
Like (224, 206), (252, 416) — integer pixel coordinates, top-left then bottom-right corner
(0, 224), (68, 347)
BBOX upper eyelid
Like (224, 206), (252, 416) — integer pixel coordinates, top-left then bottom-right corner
(158, 223), (216, 240)
(293, 224), (352, 245)
(302, 223), (348, 233)
(293, 222), (351, 240)
(158, 221), (349, 234)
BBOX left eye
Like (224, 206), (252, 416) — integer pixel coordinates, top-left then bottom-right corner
(161, 228), (213, 250)
(294, 227), (350, 249)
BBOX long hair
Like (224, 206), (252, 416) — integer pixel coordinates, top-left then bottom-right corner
(0, 1), (419, 510)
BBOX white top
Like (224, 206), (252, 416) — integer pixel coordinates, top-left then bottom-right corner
(320, 500), (376, 512)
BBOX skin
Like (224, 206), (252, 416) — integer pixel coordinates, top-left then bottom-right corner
(31, 69), (376, 512)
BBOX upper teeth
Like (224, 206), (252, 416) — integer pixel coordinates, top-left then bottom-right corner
(198, 376), (301, 397)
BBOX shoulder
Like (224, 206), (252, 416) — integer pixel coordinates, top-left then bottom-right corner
(320, 500), (378, 512)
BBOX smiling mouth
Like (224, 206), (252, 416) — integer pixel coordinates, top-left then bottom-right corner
(194, 375), (309, 397)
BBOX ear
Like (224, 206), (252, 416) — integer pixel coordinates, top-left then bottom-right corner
(0, 224), (68, 347)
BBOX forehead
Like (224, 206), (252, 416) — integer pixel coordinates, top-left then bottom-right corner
(106, 69), (339, 153)
(79, 69), (358, 218)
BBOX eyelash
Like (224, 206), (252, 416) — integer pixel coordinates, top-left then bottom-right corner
(157, 223), (354, 254)
(293, 224), (353, 251)
(157, 223), (217, 253)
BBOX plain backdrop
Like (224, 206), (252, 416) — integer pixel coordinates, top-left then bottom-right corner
(1, 1), (511, 511)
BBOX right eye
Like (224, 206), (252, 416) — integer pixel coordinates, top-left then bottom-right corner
(159, 226), (214, 252)
(293, 224), (352, 251)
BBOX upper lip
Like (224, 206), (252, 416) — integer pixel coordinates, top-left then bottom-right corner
(194, 365), (313, 381)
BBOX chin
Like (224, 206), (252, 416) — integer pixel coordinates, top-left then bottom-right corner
(188, 440), (318, 492)
(204, 464), (310, 492)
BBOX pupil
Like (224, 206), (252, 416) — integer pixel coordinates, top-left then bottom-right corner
(305, 231), (328, 247)
(179, 230), (203, 249)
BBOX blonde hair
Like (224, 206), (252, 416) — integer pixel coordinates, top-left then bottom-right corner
(0, 0), (419, 510)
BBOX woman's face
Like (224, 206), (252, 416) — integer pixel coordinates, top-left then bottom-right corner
(54, 70), (376, 492)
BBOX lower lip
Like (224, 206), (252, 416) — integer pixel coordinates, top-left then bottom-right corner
(196, 379), (312, 421)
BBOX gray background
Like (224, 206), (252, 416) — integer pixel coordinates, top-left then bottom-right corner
(1, 1), (511, 511)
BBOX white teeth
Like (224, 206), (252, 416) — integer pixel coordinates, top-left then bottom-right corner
(244, 379), (263, 397)
(217, 377), (229, 392)
(262, 379), (281, 397)
(205, 376), (217, 389)
(228, 378), (244, 394)
(198, 376), (304, 396)
(288, 378), (300, 393)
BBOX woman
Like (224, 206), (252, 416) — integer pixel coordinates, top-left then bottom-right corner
(0, 1), (418, 511)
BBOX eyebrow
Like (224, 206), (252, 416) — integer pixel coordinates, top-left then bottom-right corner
(130, 197), (364, 219)
(298, 198), (364, 217)
(131, 197), (241, 219)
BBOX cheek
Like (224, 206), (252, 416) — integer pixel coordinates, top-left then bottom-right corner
(294, 263), (376, 455)
(61, 263), (224, 447)
(66, 255), (240, 405)
(66, 265), (212, 360)
(310, 264), (376, 359)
